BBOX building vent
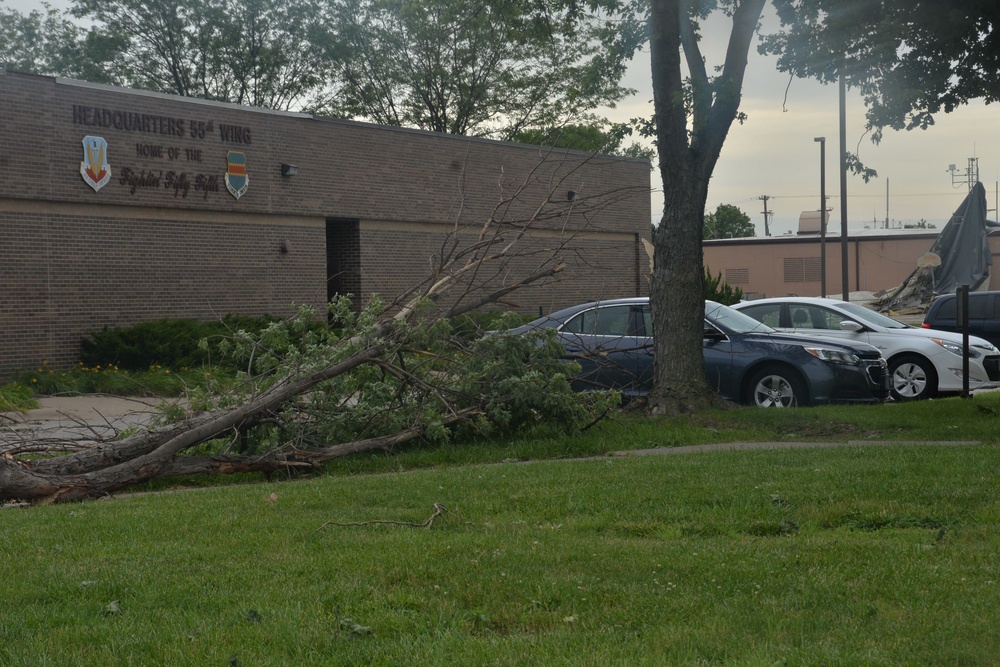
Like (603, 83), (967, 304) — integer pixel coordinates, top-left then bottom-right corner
(725, 268), (749, 284)
(784, 257), (822, 283)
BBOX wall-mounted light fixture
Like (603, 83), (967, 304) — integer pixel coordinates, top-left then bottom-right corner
(280, 163), (299, 177)
(279, 239), (292, 254)
(567, 190), (578, 202)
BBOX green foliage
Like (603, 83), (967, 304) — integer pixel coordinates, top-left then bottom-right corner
(0, 2), (91, 78)
(81, 315), (284, 371)
(193, 299), (618, 455)
(704, 203), (755, 239)
(704, 267), (744, 305)
(762, 0), (999, 143)
(321, 0), (635, 140)
(0, 381), (38, 412)
(448, 310), (533, 340)
(513, 122), (655, 162)
(0, 0), (330, 109)
(15, 362), (211, 398)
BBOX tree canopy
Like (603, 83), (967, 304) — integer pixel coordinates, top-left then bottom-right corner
(320, 0), (635, 140)
(0, 2), (92, 80)
(704, 204), (755, 240)
(0, 0), (635, 139)
(761, 0), (1000, 141)
(61, 0), (332, 110)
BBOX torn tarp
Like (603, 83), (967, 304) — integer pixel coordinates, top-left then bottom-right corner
(874, 182), (1000, 313)
(928, 182), (999, 294)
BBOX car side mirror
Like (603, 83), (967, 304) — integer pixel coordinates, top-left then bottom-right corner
(839, 320), (864, 332)
(703, 326), (726, 340)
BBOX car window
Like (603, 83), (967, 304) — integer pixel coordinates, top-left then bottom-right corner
(931, 294), (993, 321)
(836, 301), (909, 329)
(738, 303), (781, 327)
(788, 305), (850, 330)
(594, 305), (631, 336)
(934, 298), (956, 320)
(641, 307), (653, 337)
(562, 310), (593, 334)
(561, 305), (631, 336)
(706, 302), (774, 333)
(969, 294), (989, 319)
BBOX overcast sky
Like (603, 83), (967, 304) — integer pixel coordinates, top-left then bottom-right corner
(605, 11), (999, 236)
(7, 0), (996, 236)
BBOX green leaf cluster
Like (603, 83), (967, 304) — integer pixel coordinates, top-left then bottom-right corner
(762, 0), (1000, 143)
(703, 203), (755, 240)
(704, 267), (743, 306)
(198, 299), (618, 454)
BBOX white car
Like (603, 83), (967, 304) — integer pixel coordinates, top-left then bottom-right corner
(733, 297), (1000, 401)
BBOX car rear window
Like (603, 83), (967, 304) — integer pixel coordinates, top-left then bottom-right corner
(932, 294), (991, 321)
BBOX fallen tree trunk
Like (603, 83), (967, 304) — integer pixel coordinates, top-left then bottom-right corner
(1, 161), (632, 505)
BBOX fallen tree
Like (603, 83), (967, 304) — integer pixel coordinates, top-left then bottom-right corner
(2, 159), (639, 504)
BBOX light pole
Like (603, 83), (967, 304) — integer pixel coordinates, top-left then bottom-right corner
(814, 137), (826, 297)
(839, 72), (849, 301)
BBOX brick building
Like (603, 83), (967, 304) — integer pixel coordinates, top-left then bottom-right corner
(704, 229), (1000, 301)
(0, 69), (651, 375)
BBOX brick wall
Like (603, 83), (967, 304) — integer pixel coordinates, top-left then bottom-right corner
(0, 70), (651, 375)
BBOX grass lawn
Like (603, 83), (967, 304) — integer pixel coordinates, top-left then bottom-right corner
(3, 395), (1000, 665)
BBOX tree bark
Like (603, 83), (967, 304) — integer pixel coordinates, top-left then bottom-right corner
(646, 0), (766, 415)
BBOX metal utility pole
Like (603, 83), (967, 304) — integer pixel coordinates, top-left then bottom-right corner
(838, 72), (849, 301)
(814, 137), (827, 297)
(885, 178), (890, 229)
(759, 195), (772, 237)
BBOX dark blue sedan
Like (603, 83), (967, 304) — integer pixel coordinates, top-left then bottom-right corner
(510, 298), (890, 407)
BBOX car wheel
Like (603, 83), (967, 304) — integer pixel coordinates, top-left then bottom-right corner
(747, 366), (809, 408)
(889, 354), (938, 401)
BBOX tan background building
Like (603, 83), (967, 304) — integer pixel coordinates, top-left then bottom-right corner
(0, 69), (651, 375)
(704, 230), (1000, 301)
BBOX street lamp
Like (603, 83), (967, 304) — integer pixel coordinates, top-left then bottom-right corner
(814, 137), (826, 297)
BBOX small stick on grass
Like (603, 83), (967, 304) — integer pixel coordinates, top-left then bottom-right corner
(319, 502), (448, 530)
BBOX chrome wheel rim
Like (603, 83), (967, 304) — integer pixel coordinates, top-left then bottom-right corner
(892, 363), (928, 399)
(753, 375), (796, 408)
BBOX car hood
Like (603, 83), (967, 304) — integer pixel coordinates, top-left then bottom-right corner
(737, 330), (883, 358)
(877, 324), (997, 351)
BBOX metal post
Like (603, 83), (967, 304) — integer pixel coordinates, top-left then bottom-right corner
(958, 284), (970, 398)
(814, 137), (826, 297)
(839, 72), (849, 301)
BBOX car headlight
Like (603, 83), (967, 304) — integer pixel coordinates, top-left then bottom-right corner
(804, 347), (859, 365)
(933, 338), (981, 358)
(973, 342), (999, 355)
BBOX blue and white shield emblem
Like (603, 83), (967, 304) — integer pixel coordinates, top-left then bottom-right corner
(80, 135), (111, 192)
(225, 151), (248, 199)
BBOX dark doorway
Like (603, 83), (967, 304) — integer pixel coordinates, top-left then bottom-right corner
(326, 218), (361, 307)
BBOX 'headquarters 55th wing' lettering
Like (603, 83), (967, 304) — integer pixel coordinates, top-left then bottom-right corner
(74, 105), (252, 144)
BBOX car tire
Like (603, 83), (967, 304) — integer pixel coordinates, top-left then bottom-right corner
(746, 365), (809, 408)
(889, 354), (938, 401)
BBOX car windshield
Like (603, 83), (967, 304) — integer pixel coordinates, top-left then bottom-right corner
(836, 301), (911, 329)
(706, 301), (774, 334)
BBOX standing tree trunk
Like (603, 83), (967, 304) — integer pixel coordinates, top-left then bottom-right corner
(646, 0), (767, 415)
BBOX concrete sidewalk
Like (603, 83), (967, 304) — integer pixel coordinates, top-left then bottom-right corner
(1, 395), (185, 446)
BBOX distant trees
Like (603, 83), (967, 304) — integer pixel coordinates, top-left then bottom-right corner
(62, 0), (332, 110)
(703, 204), (754, 240)
(0, 0), (635, 139)
(320, 0), (635, 140)
(0, 2), (91, 79)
